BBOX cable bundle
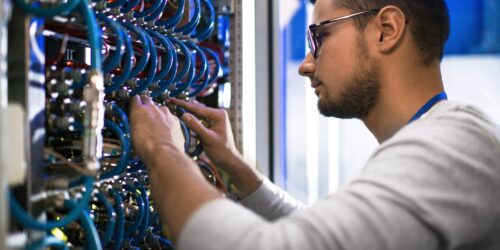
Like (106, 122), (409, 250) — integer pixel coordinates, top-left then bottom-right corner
(8, 0), (229, 249)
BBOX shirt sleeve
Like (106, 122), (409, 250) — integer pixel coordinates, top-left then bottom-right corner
(239, 178), (306, 220)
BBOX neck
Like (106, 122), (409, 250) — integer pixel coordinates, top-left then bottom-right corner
(363, 61), (445, 143)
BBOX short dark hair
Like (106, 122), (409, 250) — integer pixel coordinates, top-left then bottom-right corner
(333, 0), (450, 64)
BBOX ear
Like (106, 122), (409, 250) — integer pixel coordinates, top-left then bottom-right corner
(373, 6), (407, 54)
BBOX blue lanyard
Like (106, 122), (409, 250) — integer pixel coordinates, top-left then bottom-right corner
(408, 92), (448, 124)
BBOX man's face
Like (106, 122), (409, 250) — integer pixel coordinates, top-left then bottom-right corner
(299, 0), (380, 119)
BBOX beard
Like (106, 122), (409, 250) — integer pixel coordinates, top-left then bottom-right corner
(317, 37), (381, 119)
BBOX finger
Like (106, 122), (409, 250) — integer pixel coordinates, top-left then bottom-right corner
(139, 95), (153, 106)
(171, 99), (216, 120)
(181, 113), (212, 142)
(130, 95), (142, 109)
(129, 96), (145, 120)
(160, 106), (183, 126)
(171, 98), (206, 109)
(160, 106), (172, 115)
(191, 99), (206, 107)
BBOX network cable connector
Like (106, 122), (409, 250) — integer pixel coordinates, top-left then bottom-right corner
(82, 69), (105, 177)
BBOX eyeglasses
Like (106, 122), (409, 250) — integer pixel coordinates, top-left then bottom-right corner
(307, 9), (381, 59)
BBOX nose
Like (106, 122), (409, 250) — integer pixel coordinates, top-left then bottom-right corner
(298, 52), (315, 77)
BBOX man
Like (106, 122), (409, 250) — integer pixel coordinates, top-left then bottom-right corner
(129, 0), (500, 249)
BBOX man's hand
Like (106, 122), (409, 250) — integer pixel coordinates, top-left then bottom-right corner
(128, 96), (222, 242)
(129, 95), (184, 163)
(171, 98), (241, 170)
(171, 98), (262, 198)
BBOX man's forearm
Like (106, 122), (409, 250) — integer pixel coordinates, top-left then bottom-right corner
(143, 144), (223, 242)
(220, 155), (263, 198)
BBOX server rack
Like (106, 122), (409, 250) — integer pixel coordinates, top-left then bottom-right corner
(0, 0), (265, 248)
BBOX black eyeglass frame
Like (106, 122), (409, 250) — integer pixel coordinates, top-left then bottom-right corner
(307, 9), (381, 58)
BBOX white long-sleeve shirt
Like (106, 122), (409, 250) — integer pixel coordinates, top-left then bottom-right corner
(178, 101), (500, 250)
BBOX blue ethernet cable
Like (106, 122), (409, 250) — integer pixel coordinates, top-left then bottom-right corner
(198, 162), (215, 184)
(176, 106), (203, 157)
(131, 181), (150, 245)
(168, 37), (195, 97)
(188, 47), (218, 97)
(110, 189), (125, 250)
(68, 0), (104, 89)
(123, 185), (145, 238)
(165, 37), (191, 97)
(186, 41), (207, 84)
(133, 0), (163, 18)
(176, 107), (192, 153)
(190, 140), (203, 158)
(64, 200), (103, 250)
(110, 103), (130, 135)
(14, 0), (81, 17)
(121, 22), (150, 79)
(130, 31), (158, 96)
(97, 14), (125, 74)
(192, 0), (215, 41)
(157, 236), (175, 249)
(202, 47), (221, 84)
(180, 120), (191, 153)
(143, 0), (167, 22)
(108, 25), (133, 93)
(186, 42), (209, 97)
(146, 30), (174, 82)
(100, 120), (130, 180)
(107, 0), (127, 8)
(151, 36), (178, 98)
(8, 177), (94, 230)
(120, 0), (141, 13)
(174, 0), (200, 35)
(185, 115), (203, 158)
(96, 191), (116, 246)
(78, 0), (102, 70)
(169, 108), (201, 157)
(169, 51), (195, 97)
(155, 0), (184, 29)
(26, 236), (68, 250)
(168, 36), (191, 83)
(146, 234), (174, 249)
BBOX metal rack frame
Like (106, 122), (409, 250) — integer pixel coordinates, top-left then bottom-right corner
(229, 0), (272, 178)
(0, 0), (10, 247)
